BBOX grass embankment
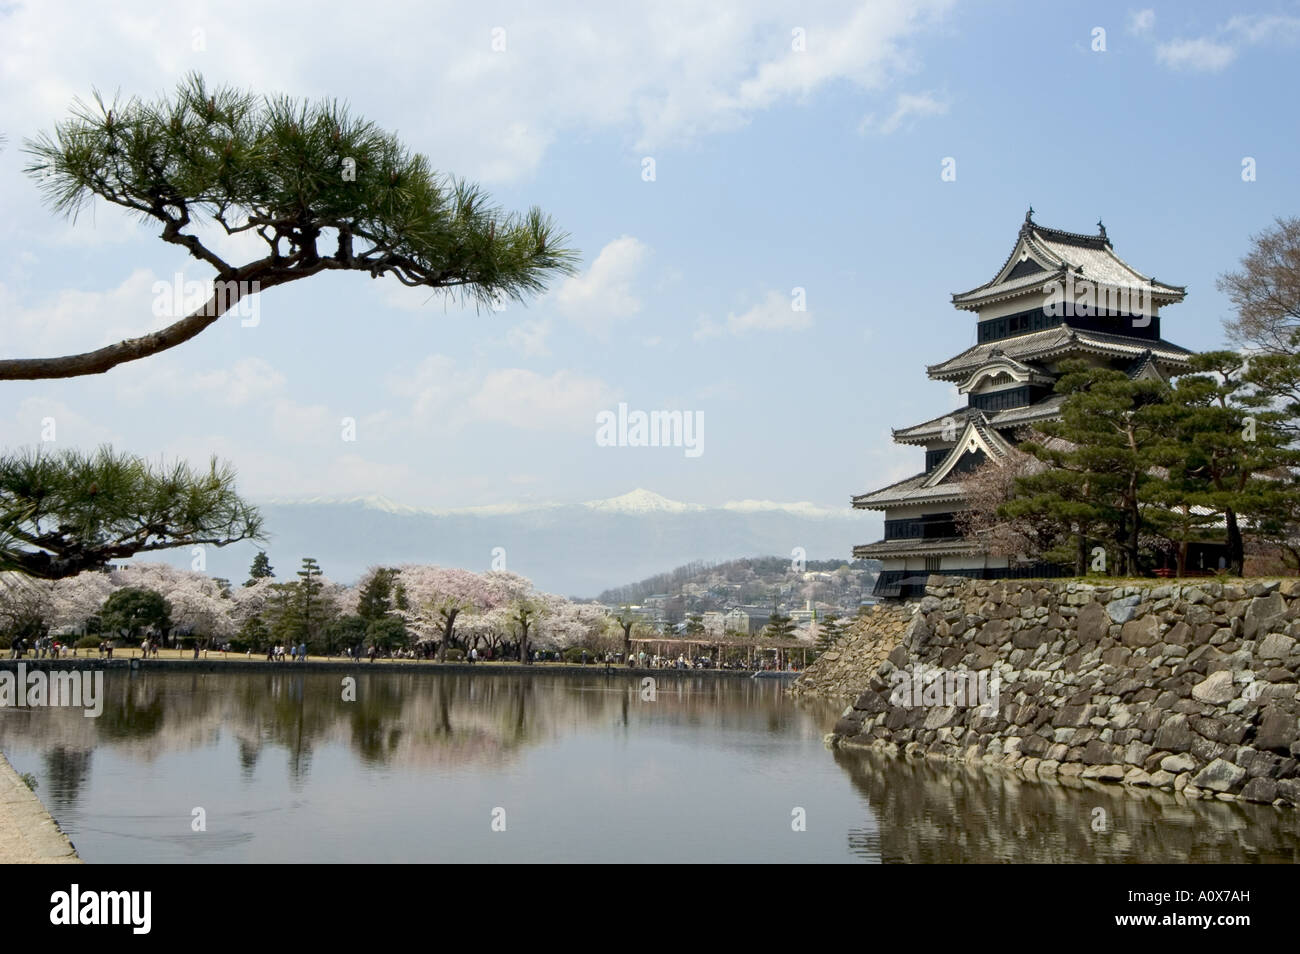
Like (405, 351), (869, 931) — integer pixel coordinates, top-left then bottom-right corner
(25, 648), (545, 666)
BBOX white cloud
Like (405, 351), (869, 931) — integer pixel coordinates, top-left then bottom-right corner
(469, 368), (618, 432)
(118, 356), (288, 409)
(1155, 37), (1237, 72)
(0, 0), (954, 185)
(506, 318), (552, 357)
(1127, 9), (1156, 35)
(862, 90), (949, 135)
(1154, 13), (1300, 72)
(270, 399), (336, 446)
(1, 397), (119, 448)
(193, 359), (288, 408)
(0, 269), (167, 358)
(694, 289), (812, 340)
(554, 236), (649, 334)
(387, 354), (616, 435)
(1224, 14), (1300, 45)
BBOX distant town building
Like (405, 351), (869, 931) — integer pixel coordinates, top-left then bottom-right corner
(723, 606), (771, 635)
(701, 611), (730, 638)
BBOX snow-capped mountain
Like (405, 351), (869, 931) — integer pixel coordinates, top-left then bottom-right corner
(152, 489), (878, 597)
(583, 489), (703, 514)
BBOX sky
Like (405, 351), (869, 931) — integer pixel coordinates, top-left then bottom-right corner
(1, 0), (1298, 514)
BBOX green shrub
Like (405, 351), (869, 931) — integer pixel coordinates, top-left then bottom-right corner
(443, 648), (465, 662)
(75, 635), (101, 649)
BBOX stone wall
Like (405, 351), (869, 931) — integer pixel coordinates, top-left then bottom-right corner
(789, 603), (916, 700)
(827, 576), (1300, 808)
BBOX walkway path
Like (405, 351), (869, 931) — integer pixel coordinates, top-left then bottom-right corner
(0, 751), (80, 863)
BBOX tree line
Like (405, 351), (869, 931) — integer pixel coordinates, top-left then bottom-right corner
(958, 217), (1300, 578)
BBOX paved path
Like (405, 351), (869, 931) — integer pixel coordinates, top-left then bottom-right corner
(0, 751), (80, 863)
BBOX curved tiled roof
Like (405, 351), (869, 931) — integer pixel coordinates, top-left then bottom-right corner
(892, 406), (979, 444)
(854, 537), (983, 559)
(926, 326), (1194, 382)
(952, 212), (1186, 310)
(851, 471), (970, 509)
(892, 394), (1069, 445)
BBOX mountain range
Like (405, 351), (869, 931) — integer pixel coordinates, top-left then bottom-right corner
(146, 489), (879, 598)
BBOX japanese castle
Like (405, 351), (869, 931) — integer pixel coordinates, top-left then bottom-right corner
(854, 210), (1192, 600)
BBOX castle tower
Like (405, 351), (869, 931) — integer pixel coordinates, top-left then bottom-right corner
(854, 211), (1190, 599)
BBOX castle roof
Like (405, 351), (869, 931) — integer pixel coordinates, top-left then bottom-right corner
(851, 470), (969, 509)
(951, 210), (1186, 310)
(853, 537), (983, 560)
(925, 325), (1194, 382)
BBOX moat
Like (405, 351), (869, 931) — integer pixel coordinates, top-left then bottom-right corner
(2, 669), (1296, 863)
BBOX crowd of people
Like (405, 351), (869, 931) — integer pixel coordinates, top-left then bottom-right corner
(2, 636), (802, 671)
(7, 635), (74, 659)
(265, 642), (309, 662)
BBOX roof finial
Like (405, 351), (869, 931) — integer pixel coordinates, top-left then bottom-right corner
(1097, 218), (1107, 241)
(1025, 206), (1034, 223)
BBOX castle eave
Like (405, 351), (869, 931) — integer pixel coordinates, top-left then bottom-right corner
(853, 473), (970, 509)
(854, 538), (982, 559)
(926, 326), (1194, 382)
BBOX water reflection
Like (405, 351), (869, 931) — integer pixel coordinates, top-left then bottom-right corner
(832, 746), (1300, 863)
(2, 670), (1296, 863)
(0, 670), (797, 795)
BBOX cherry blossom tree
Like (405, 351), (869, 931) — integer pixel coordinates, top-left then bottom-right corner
(0, 572), (53, 641)
(541, 600), (612, 655)
(391, 565), (537, 660)
(48, 570), (114, 634)
(111, 564), (232, 640)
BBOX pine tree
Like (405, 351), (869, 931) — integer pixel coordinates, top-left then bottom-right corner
(815, 614), (844, 652)
(1, 447), (261, 579)
(1006, 360), (1169, 576)
(263, 582), (302, 644)
(295, 557), (328, 646)
(7, 73), (577, 381)
(244, 551), (274, 586)
(764, 607), (796, 641)
(357, 567), (395, 621)
(101, 587), (172, 642)
(1152, 351), (1300, 575)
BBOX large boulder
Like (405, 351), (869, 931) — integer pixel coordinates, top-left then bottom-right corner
(1257, 632), (1296, 660)
(1120, 615), (1161, 647)
(1255, 707), (1300, 755)
(1191, 758), (1248, 794)
(1153, 714), (1193, 752)
(1244, 592), (1286, 640)
(1241, 778), (1278, 803)
(1106, 594), (1143, 624)
(1191, 670), (1236, 705)
(1076, 601), (1110, 644)
(1160, 752), (1196, 774)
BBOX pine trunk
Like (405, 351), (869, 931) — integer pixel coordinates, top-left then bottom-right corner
(1226, 507), (1244, 576)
